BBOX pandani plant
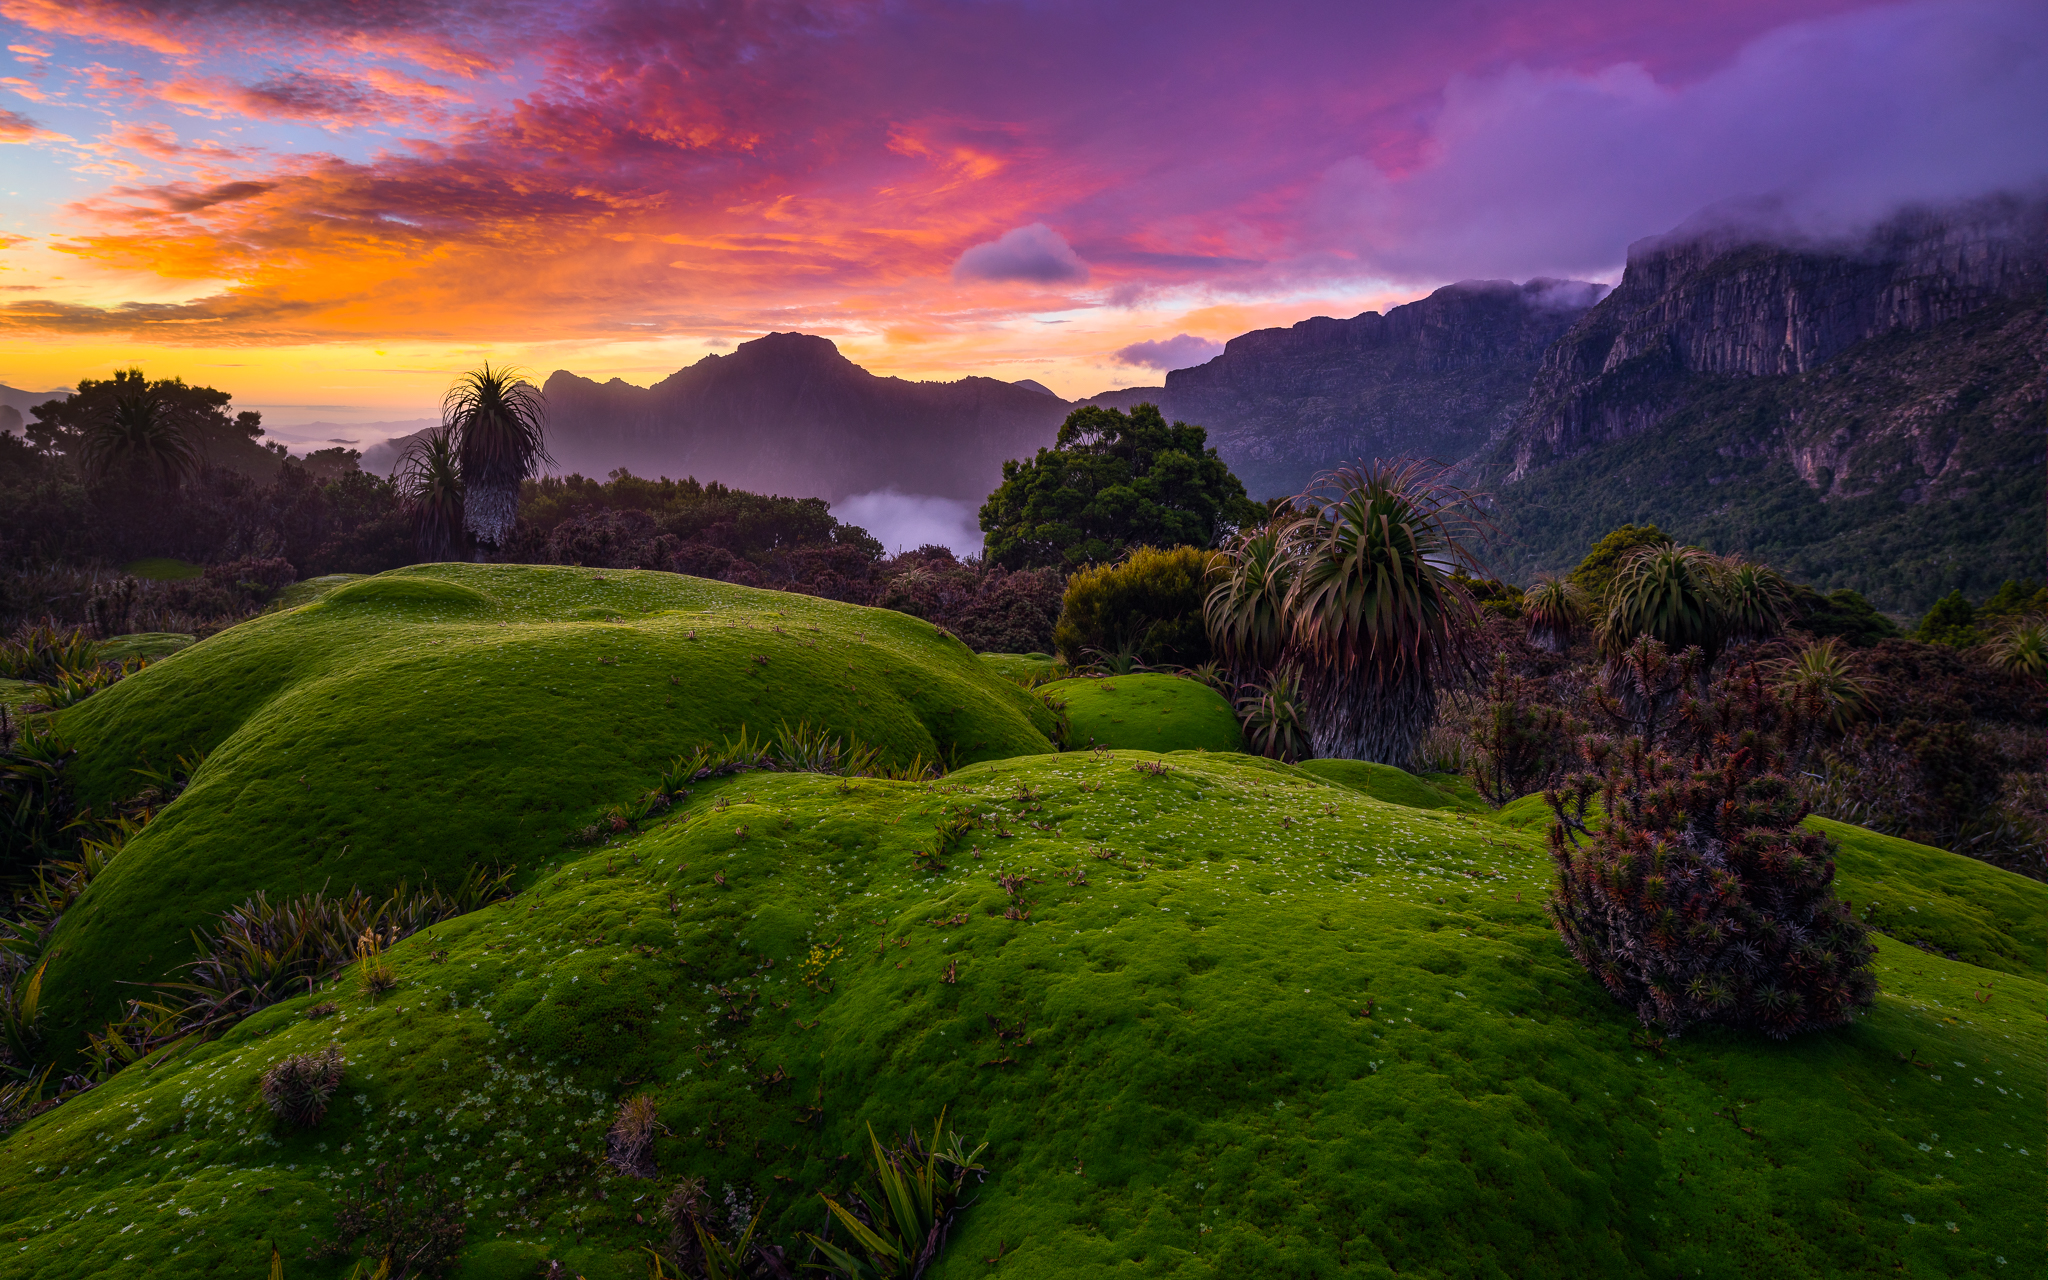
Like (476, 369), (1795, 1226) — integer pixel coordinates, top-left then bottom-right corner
(396, 425), (466, 561)
(442, 363), (550, 553)
(1521, 573), (1588, 654)
(1280, 461), (1482, 767)
(1203, 520), (1294, 688)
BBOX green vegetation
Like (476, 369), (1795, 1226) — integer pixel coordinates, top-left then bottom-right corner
(28, 563), (1056, 1061)
(444, 364), (553, 551)
(124, 558), (203, 582)
(1052, 545), (1213, 668)
(1294, 758), (1488, 814)
(1568, 523), (1670, 602)
(1037, 673), (1242, 753)
(979, 403), (1260, 570)
(1489, 301), (2048, 615)
(976, 652), (1064, 685)
(1, 748), (2038, 1277)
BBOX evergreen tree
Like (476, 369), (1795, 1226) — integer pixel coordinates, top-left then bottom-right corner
(979, 403), (1259, 570)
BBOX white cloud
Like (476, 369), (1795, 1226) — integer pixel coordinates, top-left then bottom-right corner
(833, 489), (983, 558)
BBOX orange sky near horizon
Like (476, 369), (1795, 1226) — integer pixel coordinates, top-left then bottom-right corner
(3, 0), (2041, 447)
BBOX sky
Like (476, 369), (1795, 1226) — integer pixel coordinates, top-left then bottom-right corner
(0, 0), (2044, 444)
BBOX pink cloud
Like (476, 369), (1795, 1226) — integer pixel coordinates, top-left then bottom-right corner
(5, 0), (2041, 359)
(1113, 333), (1224, 370)
(0, 105), (65, 142)
(953, 224), (1089, 284)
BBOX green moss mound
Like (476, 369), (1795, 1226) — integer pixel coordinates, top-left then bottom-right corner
(1040, 673), (1242, 753)
(124, 557), (203, 581)
(36, 564), (1058, 1059)
(977, 652), (1064, 685)
(272, 574), (366, 610)
(2, 752), (2039, 1278)
(1296, 759), (1490, 814)
(98, 632), (195, 663)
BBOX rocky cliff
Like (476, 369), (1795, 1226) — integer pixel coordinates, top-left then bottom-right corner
(1502, 194), (2048, 480)
(1485, 194), (2048, 611)
(543, 333), (1070, 502)
(1156, 278), (1603, 498)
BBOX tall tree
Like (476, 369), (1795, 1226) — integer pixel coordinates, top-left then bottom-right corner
(79, 383), (199, 487)
(979, 403), (1260, 570)
(443, 364), (550, 553)
(1282, 461), (1481, 766)
(30, 367), (267, 477)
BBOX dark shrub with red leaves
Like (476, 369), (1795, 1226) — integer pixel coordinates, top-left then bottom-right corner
(1545, 725), (1877, 1040)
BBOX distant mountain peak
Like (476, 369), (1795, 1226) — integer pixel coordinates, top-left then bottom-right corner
(1011, 379), (1059, 398)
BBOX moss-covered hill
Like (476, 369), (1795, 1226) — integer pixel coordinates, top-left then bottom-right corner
(36, 565), (1057, 1060)
(2, 748), (2040, 1279)
(1038, 673), (1243, 754)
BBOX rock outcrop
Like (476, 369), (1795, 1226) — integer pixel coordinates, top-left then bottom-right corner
(1484, 194), (2048, 610)
(1503, 194), (2048, 481)
(1157, 279), (1604, 498)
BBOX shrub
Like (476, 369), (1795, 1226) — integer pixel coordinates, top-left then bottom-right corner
(204, 556), (297, 602)
(1235, 665), (1309, 762)
(0, 624), (101, 682)
(804, 1112), (989, 1280)
(1052, 545), (1211, 669)
(606, 1092), (663, 1178)
(1468, 654), (1584, 806)
(260, 1045), (345, 1127)
(1568, 524), (1670, 604)
(1545, 719), (1879, 1040)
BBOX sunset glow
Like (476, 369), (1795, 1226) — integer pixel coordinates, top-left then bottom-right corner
(2, 0), (2043, 441)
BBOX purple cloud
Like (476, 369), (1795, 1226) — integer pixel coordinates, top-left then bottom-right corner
(1113, 333), (1224, 370)
(1302, 0), (2048, 281)
(952, 223), (1089, 284)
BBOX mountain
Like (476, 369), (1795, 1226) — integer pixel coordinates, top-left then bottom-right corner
(542, 333), (1072, 503)
(0, 382), (70, 437)
(1153, 279), (1605, 498)
(1483, 194), (2048, 611)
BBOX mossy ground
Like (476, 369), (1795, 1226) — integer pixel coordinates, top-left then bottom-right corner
(1295, 760), (1490, 815)
(1039, 674), (1242, 753)
(976, 653), (1063, 685)
(0, 750), (2039, 1279)
(35, 565), (1057, 1060)
(5, 574), (2041, 1279)
(123, 558), (203, 582)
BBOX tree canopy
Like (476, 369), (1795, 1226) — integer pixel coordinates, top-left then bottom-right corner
(27, 368), (268, 476)
(979, 403), (1261, 570)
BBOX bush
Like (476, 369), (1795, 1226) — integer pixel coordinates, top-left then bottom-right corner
(260, 1045), (345, 1126)
(204, 556), (296, 601)
(1052, 545), (1211, 668)
(1546, 718), (1879, 1040)
(606, 1093), (663, 1178)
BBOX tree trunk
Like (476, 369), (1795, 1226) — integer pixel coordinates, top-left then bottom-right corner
(1300, 662), (1436, 768)
(463, 481), (518, 551)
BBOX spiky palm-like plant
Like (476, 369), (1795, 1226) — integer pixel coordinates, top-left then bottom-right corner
(1770, 638), (1879, 730)
(1982, 614), (2048, 679)
(1599, 544), (1730, 663)
(397, 426), (466, 560)
(1721, 558), (1793, 646)
(1203, 521), (1293, 686)
(79, 386), (199, 487)
(442, 364), (550, 552)
(1282, 461), (1481, 766)
(1522, 573), (1588, 654)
